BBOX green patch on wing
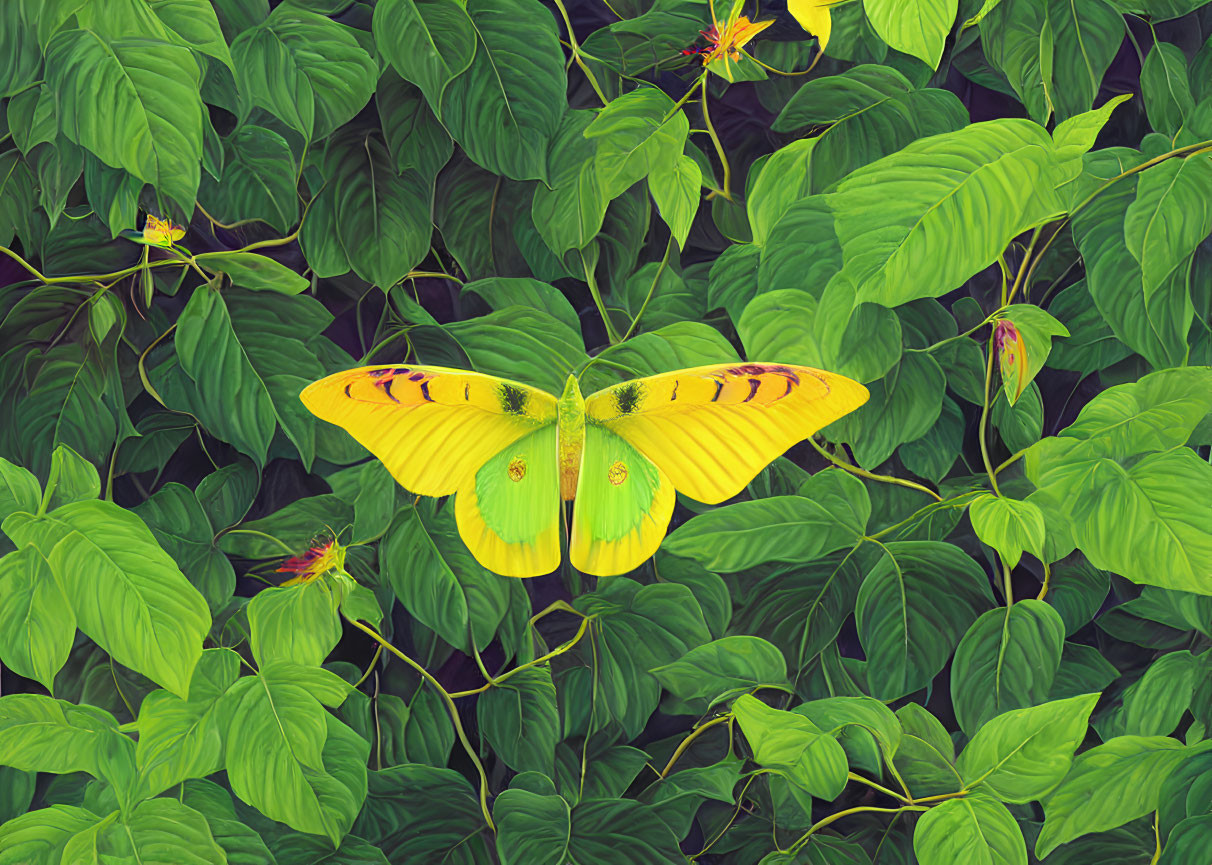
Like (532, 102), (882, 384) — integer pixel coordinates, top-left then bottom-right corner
(580, 424), (659, 542)
(475, 424), (559, 543)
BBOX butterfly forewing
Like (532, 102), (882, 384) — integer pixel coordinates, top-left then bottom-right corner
(584, 363), (869, 504)
(300, 365), (557, 497)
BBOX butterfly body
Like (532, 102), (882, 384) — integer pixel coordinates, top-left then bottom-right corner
(300, 362), (868, 578)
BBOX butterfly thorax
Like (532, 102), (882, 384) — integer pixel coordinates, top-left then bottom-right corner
(557, 375), (586, 500)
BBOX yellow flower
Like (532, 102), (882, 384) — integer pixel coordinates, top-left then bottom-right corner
(695, 15), (774, 65)
(142, 214), (186, 247)
(277, 539), (345, 586)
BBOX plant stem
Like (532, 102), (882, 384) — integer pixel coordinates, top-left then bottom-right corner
(621, 235), (673, 341)
(548, 0), (609, 105)
(978, 332), (1001, 497)
(343, 615), (496, 833)
(787, 805), (929, 855)
(660, 714), (732, 777)
(807, 437), (942, 501)
(580, 249), (622, 344)
(1037, 560), (1052, 601)
(700, 75), (731, 200)
(846, 772), (910, 803)
(447, 613), (594, 698)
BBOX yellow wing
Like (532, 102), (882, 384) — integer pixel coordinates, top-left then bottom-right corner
(583, 363), (868, 504)
(300, 365), (557, 496)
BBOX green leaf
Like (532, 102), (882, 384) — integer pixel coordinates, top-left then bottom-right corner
(826, 351), (946, 467)
(738, 286), (903, 385)
(663, 486), (867, 573)
(148, 0), (235, 72)
(1052, 94), (1135, 169)
(824, 119), (1065, 307)
(1029, 447), (1212, 595)
(914, 793), (1027, 865)
(732, 694), (849, 800)
(134, 483), (233, 612)
(1123, 155), (1212, 303)
(0, 458), (41, 527)
(586, 87), (689, 200)
(572, 578), (712, 739)
(249, 580), (342, 669)
(863, 0), (957, 68)
(478, 668), (560, 775)
(980, 0), (1124, 123)
(219, 493), (352, 558)
(373, 0), (476, 111)
(969, 494), (1046, 568)
(43, 444), (100, 512)
(1141, 42), (1194, 137)
(0, 2), (42, 98)
(857, 540), (995, 700)
(893, 703), (962, 798)
(327, 131), (433, 288)
(1098, 651), (1201, 739)
(93, 799), (226, 864)
(133, 648), (239, 800)
(221, 661), (362, 844)
(950, 600), (1066, 736)
(443, 306), (588, 394)
(354, 764), (491, 861)
(438, 0), (566, 181)
(45, 29), (204, 217)
(0, 694), (135, 797)
(956, 692), (1099, 803)
(0, 545), (74, 692)
(232, 4), (377, 140)
(650, 636), (788, 704)
(494, 791), (685, 865)
(381, 501), (511, 653)
(194, 251), (309, 295)
(1071, 154), (1194, 369)
(378, 70), (453, 184)
(647, 153), (701, 249)
(197, 126), (299, 234)
(1035, 736), (1192, 856)
(3, 499), (210, 699)
(0, 804), (101, 864)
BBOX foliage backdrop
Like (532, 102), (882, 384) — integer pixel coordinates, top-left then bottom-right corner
(2, 0), (1212, 862)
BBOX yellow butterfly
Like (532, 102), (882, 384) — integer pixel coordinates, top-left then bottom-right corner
(300, 363), (868, 577)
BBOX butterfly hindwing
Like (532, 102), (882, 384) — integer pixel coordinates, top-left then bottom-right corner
(584, 363), (869, 504)
(300, 365), (557, 496)
(456, 424), (561, 577)
(569, 424), (675, 576)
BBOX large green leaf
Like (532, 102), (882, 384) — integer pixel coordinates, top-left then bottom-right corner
(968, 494), (1046, 568)
(0, 545), (74, 692)
(1123, 154), (1212, 303)
(950, 600), (1066, 736)
(45, 29), (203, 217)
(381, 501), (511, 653)
(437, 0), (566, 181)
(863, 0), (958, 68)
(913, 793), (1027, 865)
(1097, 650), (1201, 739)
(232, 4), (377, 140)
(133, 483), (233, 612)
(980, 0), (1124, 123)
(1070, 152), (1194, 370)
(0, 804), (101, 864)
(956, 693), (1099, 803)
(0, 694), (135, 797)
(478, 668), (560, 775)
(220, 661), (362, 844)
(442, 306), (588, 393)
(3, 500), (210, 699)
(353, 765), (491, 862)
(494, 790), (685, 865)
(823, 120), (1065, 307)
(373, 0), (476, 111)
(1140, 42), (1194, 137)
(651, 636), (788, 705)
(825, 350), (946, 467)
(663, 472), (869, 572)
(133, 648), (239, 800)
(248, 579), (342, 669)
(732, 694), (848, 800)
(856, 541), (995, 700)
(197, 125), (298, 233)
(327, 131), (433, 288)
(1036, 736), (1192, 856)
